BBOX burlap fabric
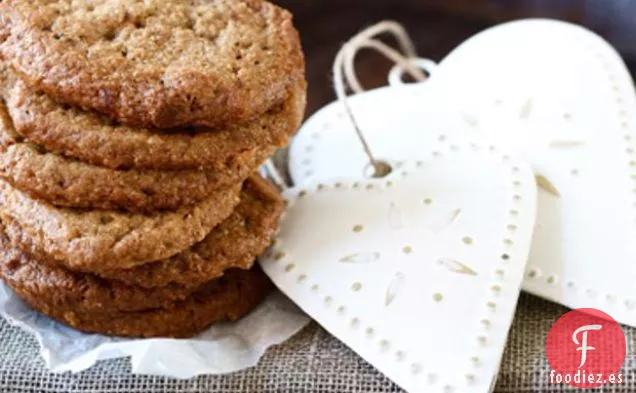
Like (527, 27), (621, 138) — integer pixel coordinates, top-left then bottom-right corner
(0, 293), (632, 392)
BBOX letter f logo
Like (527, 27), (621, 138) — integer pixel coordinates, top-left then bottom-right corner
(573, 324), (602, 368)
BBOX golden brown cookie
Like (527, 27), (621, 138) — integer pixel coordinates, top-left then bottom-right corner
(3, 70), (306, 170)
(0, 224), (199, 312)
(0, 0), (304, 129)
(0, 178), (241, 271)
(0, 176), (283, 313)
(97, 175), (285, 288)
(6, 266), (273, 338)
(0, 99), (269, 212)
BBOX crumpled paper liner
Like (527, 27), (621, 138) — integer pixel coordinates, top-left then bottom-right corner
(0, 281), (310, 378)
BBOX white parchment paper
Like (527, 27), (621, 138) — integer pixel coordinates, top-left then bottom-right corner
(0, 281), (310, 378)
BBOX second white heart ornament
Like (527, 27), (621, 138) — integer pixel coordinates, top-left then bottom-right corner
(261, 140), (536, 393)
(288, 19), (636, 327)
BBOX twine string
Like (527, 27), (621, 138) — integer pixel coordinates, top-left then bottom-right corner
(265, 21), (424, 186)
(333, 21), (425, 177)
(341, 20), (424, 94)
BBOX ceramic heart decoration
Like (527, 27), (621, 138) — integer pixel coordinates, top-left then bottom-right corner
(288, 19), (636, 327)
(261, 139), (537, 393)
(442, 20), (636, 327)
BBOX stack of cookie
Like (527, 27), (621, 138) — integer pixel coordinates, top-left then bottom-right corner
(0, 0), (305, 338)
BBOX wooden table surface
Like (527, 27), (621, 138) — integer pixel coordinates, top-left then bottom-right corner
(278, 0), (636, 117)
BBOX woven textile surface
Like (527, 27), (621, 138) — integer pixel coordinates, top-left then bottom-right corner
(0, 293), (633, 393)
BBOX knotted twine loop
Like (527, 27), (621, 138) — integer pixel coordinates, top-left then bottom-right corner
(339, 20), (426, 95)
(333, 20), (426, 178)
(265, 20), (425, 188)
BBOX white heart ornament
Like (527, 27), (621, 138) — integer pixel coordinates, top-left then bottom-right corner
(288, 19), (636, 327)
(443, 20), (636, 325)
(261, 142), (537, 393)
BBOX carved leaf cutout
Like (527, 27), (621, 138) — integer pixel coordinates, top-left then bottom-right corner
(340, 252), (381, 264)
(519, 98), (533, 119)
(438, 258), (478, 276)
(536, 175), (560, 197)
(385, 272), (405, 306)
(429, 208), (462, 232)
(461, 113), (479, 128)
(388, 202), (403, 229)
(549, 140), (584, 148)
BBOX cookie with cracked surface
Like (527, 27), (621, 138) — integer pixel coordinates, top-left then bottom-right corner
(3, 69), (306, 170)
(0, 0), (304, 129)
(0, 178), (241, 271)
(0, 223), (200, 312)
(97, 174), (284, 288)
(5, 265), (273, 338)
(0, 99), (262, 212)
(0, 176), (283, 312)
(0, 176), (283, 313)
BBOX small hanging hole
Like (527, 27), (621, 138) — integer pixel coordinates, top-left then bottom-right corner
(364, 160), (393, 178)
(388, 58), (437, 87)
(395, 64), (430, 84)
